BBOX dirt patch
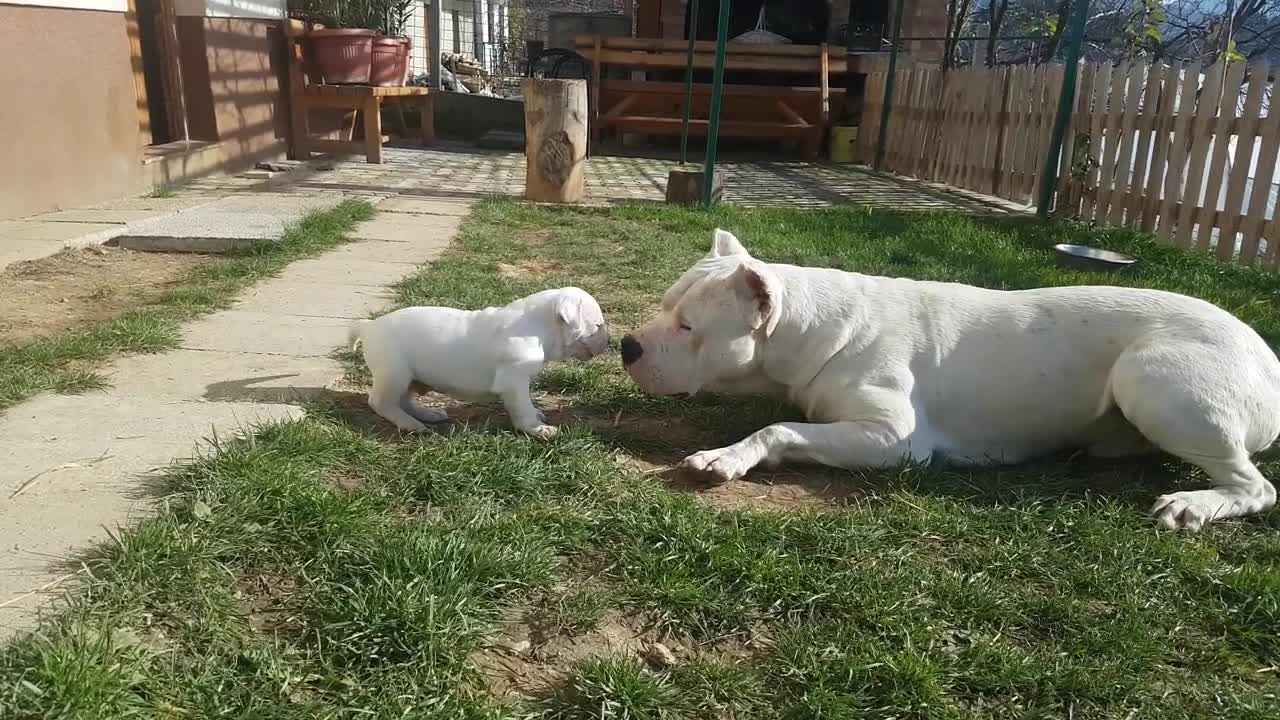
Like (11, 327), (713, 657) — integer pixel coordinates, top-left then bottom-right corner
(0, 246), (206, 347)
(473, 595), (776, 703)
(233, 571), (299, 633)
(664, 466), (865, 511)
(577, 411), (863, 512)
(326, 470), (365, 493)
(473, 605), (679, 702)
(497, 259), (563, 280)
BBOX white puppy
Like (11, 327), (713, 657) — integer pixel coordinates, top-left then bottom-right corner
(621, 229), (1280, 530)
(350, 287), (608, 438)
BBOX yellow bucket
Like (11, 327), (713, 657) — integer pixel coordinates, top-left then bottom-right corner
(829, 126), (858, 163)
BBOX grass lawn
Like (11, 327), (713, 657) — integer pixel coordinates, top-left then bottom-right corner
(0, 200), (374, 412)
(4, 199), (1280, 719)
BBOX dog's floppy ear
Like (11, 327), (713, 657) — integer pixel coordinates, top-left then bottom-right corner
(555, 292), (583, 326)
(732, 263), (780, 336)
(709, 228), (750, 258)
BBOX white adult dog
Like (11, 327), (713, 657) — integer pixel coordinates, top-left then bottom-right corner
(621, 229), (1280, 530)
(350, 287), (608, 438)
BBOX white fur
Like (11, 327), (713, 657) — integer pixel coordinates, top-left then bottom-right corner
(622, 229), (1280, 530)
(352, 287), (608, 438)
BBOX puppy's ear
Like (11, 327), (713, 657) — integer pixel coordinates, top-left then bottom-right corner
(555, 294), (581, 326)
(732, 264), (781, 336)
(709, 228), (750, 258)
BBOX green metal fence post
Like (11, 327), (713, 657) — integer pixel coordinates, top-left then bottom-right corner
(1036, 0), (1090, 218)
(701, 0), (731, 205)
(873, 0), (907, 171)
(679, 0), (701, 164)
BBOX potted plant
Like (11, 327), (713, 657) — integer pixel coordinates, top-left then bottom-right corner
(290, 0), (412, 86)
(368, 0), (413, 87)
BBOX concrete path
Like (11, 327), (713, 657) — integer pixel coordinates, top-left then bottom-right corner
(0, 193), (468, 638)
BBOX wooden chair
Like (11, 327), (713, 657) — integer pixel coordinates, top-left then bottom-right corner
(285, 20), (434, 164)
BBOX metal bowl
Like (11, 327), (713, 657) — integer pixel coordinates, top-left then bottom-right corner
(1053, 243), (1138, 273)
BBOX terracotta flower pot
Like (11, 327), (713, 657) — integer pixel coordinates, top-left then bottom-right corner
(311, 28), (374, 85)
(370, 35), (411, 87)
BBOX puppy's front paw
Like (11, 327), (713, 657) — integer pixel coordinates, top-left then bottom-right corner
(408, 406), (450, 424)
(679, 447), (752, 484)
(522, 424), (559, 440)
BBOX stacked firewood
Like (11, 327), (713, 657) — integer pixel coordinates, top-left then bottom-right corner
(442, 52), (494, 94)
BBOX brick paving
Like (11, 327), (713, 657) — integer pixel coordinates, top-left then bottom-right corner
(174, 141), (1027, 214)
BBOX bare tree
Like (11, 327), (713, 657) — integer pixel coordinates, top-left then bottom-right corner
(970, 0), (1279, 66)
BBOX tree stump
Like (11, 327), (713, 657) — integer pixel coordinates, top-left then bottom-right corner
(666, 166), (724, 206)
(521, 78), (588, 203)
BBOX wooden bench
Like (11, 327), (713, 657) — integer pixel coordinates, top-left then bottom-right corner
(575, 35), (846, 159)
(285, 20), (434, 164)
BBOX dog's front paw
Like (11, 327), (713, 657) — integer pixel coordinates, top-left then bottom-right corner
(522, 424), (559, 440)
(1152, 492), (1212, 531)
(679, 447), (752, 484)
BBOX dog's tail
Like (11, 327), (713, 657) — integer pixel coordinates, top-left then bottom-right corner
(348, 319), (371, 351)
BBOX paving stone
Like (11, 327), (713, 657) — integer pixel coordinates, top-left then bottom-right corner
(112, 194), (345, 253)
(180, 310), (351, 357)
(108, 349), (344, 402)
(276, 257), (412, 287)
(235, 279), (394, 319)
(351, 215), (461, 242)
(378, 196), (474, 217)
(30, 209), (172, 225)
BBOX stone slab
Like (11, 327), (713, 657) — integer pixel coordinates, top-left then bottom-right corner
(0, 393), (301, 639)
(351, 216), (462, 243)
(377, 197), (474, 217)
(0, 220), (121, 243)
(32, 209), (172, 225)
(115, 235), (262, 253)
(0, 221), (126, 272)
(325, 238), (449, 265)
(0, 238), (69, 273)
(108, 348), (344, 402)
(112, 194), (346, 253)
(180, 309), (350, 357)
(89, 196), (219, 213)
(275, 257), (415, 287)
(235, 280), (395, 319)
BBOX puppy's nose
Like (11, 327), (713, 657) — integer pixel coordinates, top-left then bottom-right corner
(620, 335), (643, 366)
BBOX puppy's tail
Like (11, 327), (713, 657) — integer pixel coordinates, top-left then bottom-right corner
(348, 319), (372, 352)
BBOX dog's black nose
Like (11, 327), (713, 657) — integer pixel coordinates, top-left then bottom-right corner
(620, 335), (643, 366)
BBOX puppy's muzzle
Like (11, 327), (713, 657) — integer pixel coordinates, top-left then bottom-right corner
(620, 335), (643, 366)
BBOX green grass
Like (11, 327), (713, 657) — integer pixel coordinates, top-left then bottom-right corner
(147, 187), (177, 199)
(0, 199), (374, 411)
(4, 199), (1280, 719)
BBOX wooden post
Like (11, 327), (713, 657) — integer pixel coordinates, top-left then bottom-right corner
(430, 0), (444, 91)
(156, 0), (189, 142)
(362, 96), (383, 164)
(666, 166), (724, 205)
(522, 78), (588, 203)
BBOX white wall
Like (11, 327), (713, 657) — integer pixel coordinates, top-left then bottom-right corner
(0, 0), (284, 16)
(174, 0), (284, 18)
(0, 0), (127, 12)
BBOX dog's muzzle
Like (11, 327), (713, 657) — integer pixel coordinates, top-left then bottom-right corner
(620, 335), (643, 366)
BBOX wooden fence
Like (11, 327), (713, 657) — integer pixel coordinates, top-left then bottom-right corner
(859, 60), (1280, 268)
